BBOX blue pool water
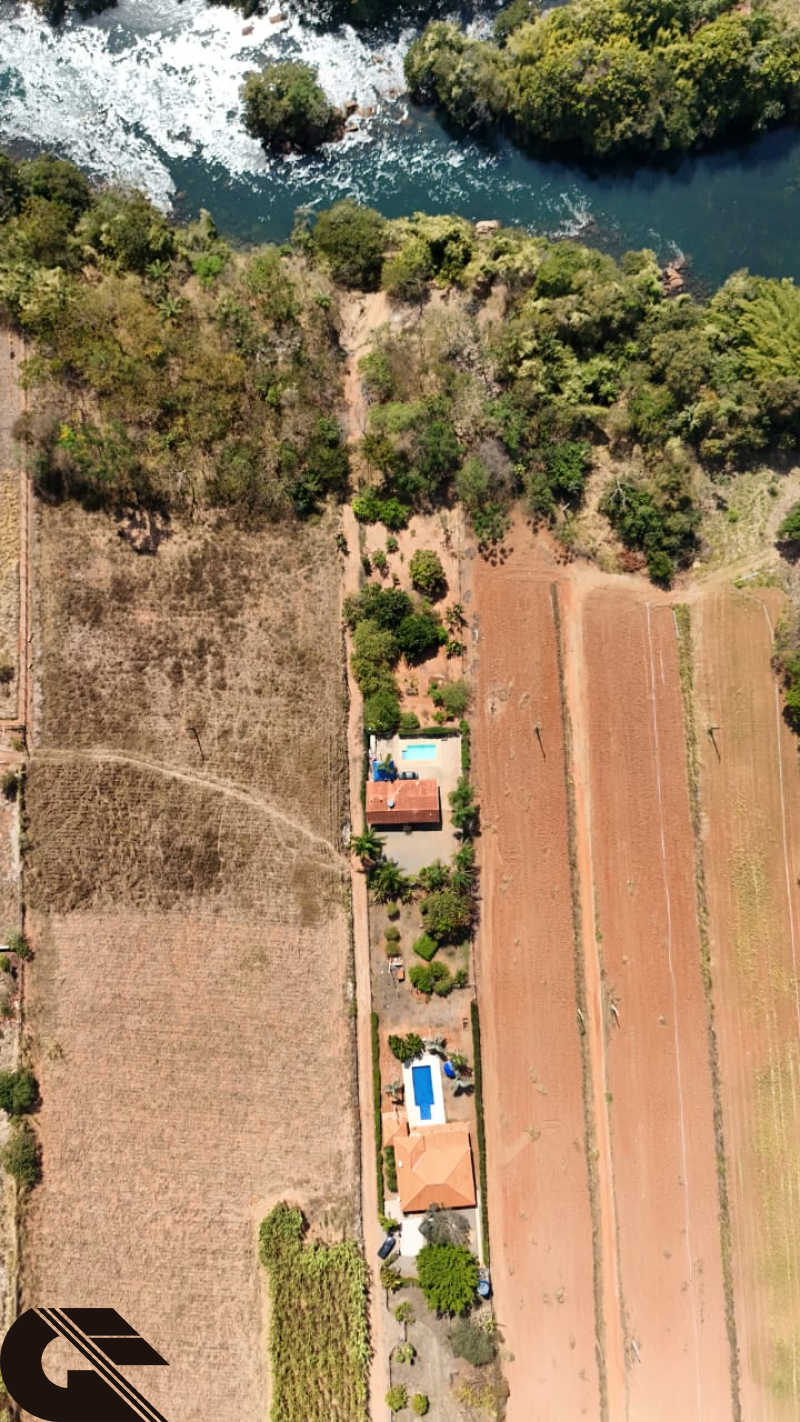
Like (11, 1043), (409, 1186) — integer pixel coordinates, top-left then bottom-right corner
(412, 1064), (434, 1122)
(401, 744), (437, 762)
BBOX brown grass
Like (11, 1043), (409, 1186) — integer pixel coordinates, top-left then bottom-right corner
(20, 504), (358, 1422)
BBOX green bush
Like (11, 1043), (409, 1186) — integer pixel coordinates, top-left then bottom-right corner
(386, 901), (401, 921)
(431, 679), (470, 719)
(385, 924), (401, 944)
(449, 777), (479, 836)
(396, 612), (445, 664)
(386, 1385), (408, 1413)
(384, 1145), (398, 1193)
(352, 490), (411, 530)
(460, 719), (471, 772)
(409, 961), (454, 997)
(413, 933), (438, 962)
(399, 711), (421, 733)
(389, 1032), (424, 1064)
(412, 1396), (430, 1417)
(409, 548), (447, 598)
(242, 61), (339, 152)
(420, 888), (472, 943)
(1, 1120), (40, 1190)
(5, 930), (30, 961)
(779, 502), (800, 542)
(314, 201), (388, 290)
(364, 686), (401, 735)
(382, 239), (433, 304)
(0, 1070), (38, 1117)
(416, 1242), (478, 1316)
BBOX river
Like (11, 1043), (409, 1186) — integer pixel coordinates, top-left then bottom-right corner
(1, 0), (800, 288)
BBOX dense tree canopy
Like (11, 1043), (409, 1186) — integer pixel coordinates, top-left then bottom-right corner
(242, 61), (341, 153)
(406, 0), (800, 159)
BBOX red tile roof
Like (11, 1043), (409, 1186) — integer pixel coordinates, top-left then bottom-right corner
(366, 779), (440, 826)
(394, 1123), (476, 1213)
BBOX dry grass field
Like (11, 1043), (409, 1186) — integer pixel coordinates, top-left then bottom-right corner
(21, 505), (358, 1422)
(693, 586), (800, 1418)
(0, 468), (19, 723)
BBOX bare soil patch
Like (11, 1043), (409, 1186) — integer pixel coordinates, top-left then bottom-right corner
(21, 506), (358, 1422)
(582, 586), (732, 1420)
(694, 586), (800, 1417)
(471, 539), (600, 1422)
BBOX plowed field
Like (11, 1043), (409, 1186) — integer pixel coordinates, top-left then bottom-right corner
(694, 585), (800, 1418)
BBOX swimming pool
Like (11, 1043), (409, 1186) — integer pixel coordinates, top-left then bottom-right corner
(412, 1064), (435, 1122)
(401, 744), (438, 762)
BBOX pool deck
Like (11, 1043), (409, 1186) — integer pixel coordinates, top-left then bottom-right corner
(402, 1053), (446, 1128)
(373, 734), (462, 873)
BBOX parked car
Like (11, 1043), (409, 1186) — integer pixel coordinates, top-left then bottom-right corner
(377, 1235), (397, 1260)
(399, 770), (418, 780)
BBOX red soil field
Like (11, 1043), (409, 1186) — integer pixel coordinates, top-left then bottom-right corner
(580, 587), (732, 1421)
(693, 586), (800, 1418)
(472, 544), (600, 1422)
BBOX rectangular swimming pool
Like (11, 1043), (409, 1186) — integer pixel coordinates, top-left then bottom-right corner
(401, 743), (438, 762)
(411, 1064), (435, 1121)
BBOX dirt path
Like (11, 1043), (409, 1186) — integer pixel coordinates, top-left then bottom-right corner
(560, 574), (628, 1419)
(0, 328), (30, 737)
(31, 744), (342, 867)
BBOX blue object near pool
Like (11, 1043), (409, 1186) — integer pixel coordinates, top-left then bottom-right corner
(401, 743), (438, 762)
(412, 1064), (435, 1121)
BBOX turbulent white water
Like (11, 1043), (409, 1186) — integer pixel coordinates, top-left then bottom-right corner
(0, 0), (416, 207)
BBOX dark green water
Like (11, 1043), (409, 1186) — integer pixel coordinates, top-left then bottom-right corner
(2, 0), (800, 289)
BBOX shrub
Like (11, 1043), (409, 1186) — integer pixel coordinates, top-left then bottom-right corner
(460, 718), (471, 772)
(449, 777), (478, 836)
(779, 502), (800, 542)
(352, 490), (411, 530)
(0, 661), (13, 687)
(413, 933), (438, 962)
(453, 967), (469, 989)
(431, 679), (470, 719)
(382, 238), (434, 304)
(416, 1242), (478, 1316)
(0, 1069), (38, 1117)
(386, 1385), (408, 1413)
(389, 1032), (424, 1064)
(1, 1120), (40, 1190)
(242, 61), (339, 152)
(451, 1316), (497, 1366)
(409, 961), (454, 997)
(5, 930), (31, 961)
(386, 901), (401, 921)
(1, 770), (18, 801)
(385, 924), (401, 944)
(385, 1145), (398, 1192)
(412, 1397), (429, 1417)
(399, 711), (421, 733)
(420, 888), (472, 942)
(314, 201), (388, 290)
(409, 549), (447, 599)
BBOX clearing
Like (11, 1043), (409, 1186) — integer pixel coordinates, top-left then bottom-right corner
(21, 505), (358, 1422)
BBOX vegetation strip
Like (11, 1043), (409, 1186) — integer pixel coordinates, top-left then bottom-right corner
(469, 999), (490, 1267)
(258, 1204), (369, 1422)
(371, 1010), (385, 1216)
(673, 603), (742, 1422)
(549, 582), (608, 1422)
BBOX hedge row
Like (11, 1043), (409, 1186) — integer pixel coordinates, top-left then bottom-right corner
(398, 726), (460, 739)
(371, 1011), (385, 1216)
(459, 718), (471, 774)
(470, 998), (490, 1266)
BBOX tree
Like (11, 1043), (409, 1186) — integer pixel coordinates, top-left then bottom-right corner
(370, 858), (412, 903)
(409, 549), (447, 599)
(313, 201), (388, 291)
(394, 1301), (415, 1337)
(389, 1032), (424, 1064)
(416, 1242), (478, 1315)
(432, 678), (470, 718)
(386, 1384), (408, 1413)
(450, 1315), (497, 1366)
(381, 1263), (404, 1295)
(350, 828), (385, 864)
(420, 888), (472, 942)
(779, 502), (800, 543)
(242, 61), (340, 152)
(364, 686), (401, 735)
(396, 612), (445, 664)
(409, 961), (454, 997)
(0, 1070), (38, 1118)
(449, 776), (479, 836)
(382, 238), (433, 305)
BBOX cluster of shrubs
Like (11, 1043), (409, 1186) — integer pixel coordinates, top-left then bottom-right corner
(0, 1068), (40, 1190)
(344, 582), (446, 733)
(405, 0), (800, 161)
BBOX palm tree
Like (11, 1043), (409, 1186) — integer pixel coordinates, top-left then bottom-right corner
(350, 827), (385, 864)
(394, 1302), (415, 1340)
(370, 858), (410, 903)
